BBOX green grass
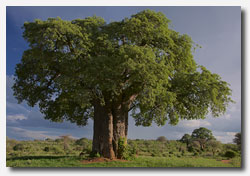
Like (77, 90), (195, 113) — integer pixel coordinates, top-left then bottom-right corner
(7, 155), (82, 167)
(6, 138), (241, 167)
(6, 156), (241, 167)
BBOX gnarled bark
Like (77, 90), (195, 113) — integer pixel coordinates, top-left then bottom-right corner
(92, 95), (135, 159)
(92, 102), (115, 159)
(112, 103), (129, 158)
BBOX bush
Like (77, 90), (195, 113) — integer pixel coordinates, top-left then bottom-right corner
(13, 144), (25, 151)
(224, 150), (237, 158)
(143, 140), (151, 147)
(118, 137), (135, 160)
(45, 138), (53, 142)
(128, 141), (139, 154)
(74, 146), (83, 151)
(156, 136), (167, 142)
(188, 141), (200, 152)
(89, 151), (101, 158)
(193, 152), (199, 156)
(82, 148), (91, 154)
(205, 152), (213, 157)
(179, 145), (187, 152)
(162, 153), (168, 157)
(151, 150), (162, 157)
(55, 139), (62, 143)
(51, 146), (64, 154)
(6, 139), (18, 153)
(75, 138), (88, 146)
(223, 144), (239, 152)
(44, 147), (50, 152)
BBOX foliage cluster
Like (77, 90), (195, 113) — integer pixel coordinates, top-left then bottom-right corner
(118, 137), (136, 160)
(13, 10), (233, 129)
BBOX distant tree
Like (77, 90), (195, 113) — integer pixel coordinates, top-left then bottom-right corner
(180, 134), (192, 145)
(60, 135), (72, 151)
(188, 140), (201, 153)
(191, 127), (215, 151)
(233, 132), (241, 149)
(13, 9), (233, 159)
(223, 143), (239, 153)
(45, 138), (53, 142)
(206, 140), (222, 156)
(55, 138), (62, 143)
(156, 136), (167, 142)
(75, 137), (91, 151)
(75, 137), (88, 145)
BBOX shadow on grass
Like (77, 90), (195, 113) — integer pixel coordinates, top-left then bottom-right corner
(7, 155), (70, 161)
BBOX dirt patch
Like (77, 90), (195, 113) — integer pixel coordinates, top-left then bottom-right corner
(81, 157), (128, 164)
(221, 160), (231, 164)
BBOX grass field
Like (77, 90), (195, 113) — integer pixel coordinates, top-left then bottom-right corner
(6, 138), (241, 167)
(6, 155), (241, 167)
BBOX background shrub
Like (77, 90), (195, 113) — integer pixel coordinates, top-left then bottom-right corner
(224, 150), (237, 158)
(193, 152), (199, 156)
(51, 146), (64, 155)
(118, 137), (135, 160)
(156, 136), (167, 142)
(44, 147), (50, 152)
(13, 144), (25, 151)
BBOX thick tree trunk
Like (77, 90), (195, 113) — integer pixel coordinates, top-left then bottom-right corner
(92, 101), (131, 159)
(92, 102), (115, 159)
(112, 103), (129, 158)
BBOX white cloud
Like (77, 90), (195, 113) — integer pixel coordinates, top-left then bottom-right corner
(179, 119), (211, 128)
(228, 104), (241, 113)
(214, 131), (237, 144)
(224, 113), (231, 119)
(226, 132), (237, 136)
(6, 102), (31, 114)
(7, 114), (27, 121)
(8, 127), (60, 140)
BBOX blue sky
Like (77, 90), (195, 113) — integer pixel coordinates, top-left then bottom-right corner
(6, 6), (241, 143)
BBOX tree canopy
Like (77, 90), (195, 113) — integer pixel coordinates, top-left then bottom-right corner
(191, 127), (214, 141)
(191, 127), (215, 150)
(180, 134), (192, 145)
(156, 136), (167, 142)
(13, 10), (233, 128)
(233, 132), (241, 147)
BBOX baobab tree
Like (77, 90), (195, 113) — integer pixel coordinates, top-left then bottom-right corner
(13, 10), (233, 159)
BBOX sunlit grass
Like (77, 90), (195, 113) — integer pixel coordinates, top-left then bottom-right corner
(7, 156), (241, 167)
(6, 138), (241, 168)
